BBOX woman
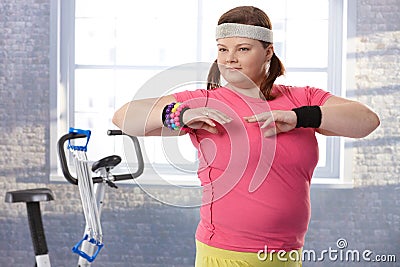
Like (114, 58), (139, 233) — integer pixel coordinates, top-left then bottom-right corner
(113, 6), (379, 267)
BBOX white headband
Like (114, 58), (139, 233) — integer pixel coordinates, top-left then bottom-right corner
(215, 23), (273, 43)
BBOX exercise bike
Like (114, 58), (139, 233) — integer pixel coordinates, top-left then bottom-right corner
(5, 129), (144, 267)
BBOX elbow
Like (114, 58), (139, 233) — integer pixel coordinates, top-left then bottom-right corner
(357, 110), (380, 138)
(112, 108), (125, 130)
(112, 102), (146, 136)
(369, 111), (381, 134)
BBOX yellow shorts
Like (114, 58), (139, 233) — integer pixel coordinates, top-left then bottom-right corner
(195, 240), (302, 267)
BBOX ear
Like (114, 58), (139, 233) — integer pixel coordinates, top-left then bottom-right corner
(265, 44), (274, 61)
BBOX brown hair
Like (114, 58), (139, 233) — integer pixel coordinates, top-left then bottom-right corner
(207, 6), (285, 100)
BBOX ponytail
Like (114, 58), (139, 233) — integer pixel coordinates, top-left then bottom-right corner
(259, 52), (285, 100)
(207, 59), (221, 90)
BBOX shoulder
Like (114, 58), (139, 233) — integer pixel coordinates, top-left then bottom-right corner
(272, 84), (332, 106)
(272, 84), (307, 102)
(173, 87), (229, 108)
(173, 87), (229, 102)
(173, 88), (208, 103)
(273, 84), (309, 95)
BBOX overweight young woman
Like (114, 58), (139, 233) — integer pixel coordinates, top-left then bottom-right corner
(113, 6), (380, 267)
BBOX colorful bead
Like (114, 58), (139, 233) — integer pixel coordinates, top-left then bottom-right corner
(163, 102), (190, 131)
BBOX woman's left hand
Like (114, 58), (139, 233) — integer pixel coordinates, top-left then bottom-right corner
(243, 110), (297, 137)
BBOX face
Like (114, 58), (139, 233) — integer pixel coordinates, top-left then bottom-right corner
(217, 37), (273, 89)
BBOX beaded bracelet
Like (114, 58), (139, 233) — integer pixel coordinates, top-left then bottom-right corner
(162, 102), (190, 131)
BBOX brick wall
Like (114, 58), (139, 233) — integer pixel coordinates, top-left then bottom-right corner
(0, 0), (399, 266)
(304, 0), (400, 266)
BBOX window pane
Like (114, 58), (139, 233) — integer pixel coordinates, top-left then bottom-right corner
(115, 18), (197, 66)
(286, 0), (329, 20)
(143, 136), (197, 166)
(114, 69), (165, 106)
(76, 0), (198, 66)
(114, 0), (198, 66)
(74, 69), (116, 160)
(75, 18), (116, 65)
(76, 0), (117, 18)
(276, 71), (328, 90)
(285, 20), (328, 68)
(75, 69), (115, 112)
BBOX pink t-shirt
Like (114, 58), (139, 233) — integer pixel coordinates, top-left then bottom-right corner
(173, 85), (332, 252)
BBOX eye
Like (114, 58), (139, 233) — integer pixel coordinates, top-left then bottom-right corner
(218, 48), (227, 52)
(239, 47), (250, 51)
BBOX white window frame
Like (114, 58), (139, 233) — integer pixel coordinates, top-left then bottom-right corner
(50, 0), (353, 187)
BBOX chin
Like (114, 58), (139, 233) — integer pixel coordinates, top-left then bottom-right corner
(223, 77), (257, 90)
(223, 72), (253, 86)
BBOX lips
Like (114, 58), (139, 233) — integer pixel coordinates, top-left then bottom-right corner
(225, 67), (242, 71)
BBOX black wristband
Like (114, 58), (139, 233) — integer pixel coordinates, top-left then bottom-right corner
(179, 107), (191, 128)
(292, 106), (322, 128)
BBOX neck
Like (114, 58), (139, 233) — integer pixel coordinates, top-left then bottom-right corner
(226, 83), (264, 99)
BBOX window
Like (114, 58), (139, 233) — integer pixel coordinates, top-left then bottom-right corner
(50, 0), (348, 186)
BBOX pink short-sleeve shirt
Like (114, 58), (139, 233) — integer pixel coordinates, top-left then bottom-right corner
(173, 85), (332, 252)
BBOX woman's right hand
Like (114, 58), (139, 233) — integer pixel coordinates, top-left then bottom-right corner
(182, 107), (233, 133)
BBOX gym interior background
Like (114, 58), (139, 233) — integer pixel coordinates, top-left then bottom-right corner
(0, 0), (399, 266)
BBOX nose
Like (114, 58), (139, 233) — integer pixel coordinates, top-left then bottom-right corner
(225, 51), (237, 63)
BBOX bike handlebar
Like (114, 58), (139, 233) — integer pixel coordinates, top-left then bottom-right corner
(106, 129), (144, 182)
(57, 130), (144, 185)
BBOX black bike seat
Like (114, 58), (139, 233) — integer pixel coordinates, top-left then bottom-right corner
(91, 155), (122, 173)
(5, 188), (55, 203)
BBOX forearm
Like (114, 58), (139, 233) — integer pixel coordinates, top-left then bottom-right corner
(319, 101), (380, 138)
(112, 95), (176, 136)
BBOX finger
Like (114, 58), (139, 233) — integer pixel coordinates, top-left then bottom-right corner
(260, 117), (275, 129)
(214, 111), (233, 123)
(202, 124), (219, 134)
(205, 108), (232, 121)
(208, 111), (233, 125)
(201, 118), (216, 127)
(199, 108), (227, 124)
(244, 114), (264, 122)
(244, 113), (270, 123)
(243, 115), (257, 122)
(186, 115), (216, 127)
(263, 127), (277, 137)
